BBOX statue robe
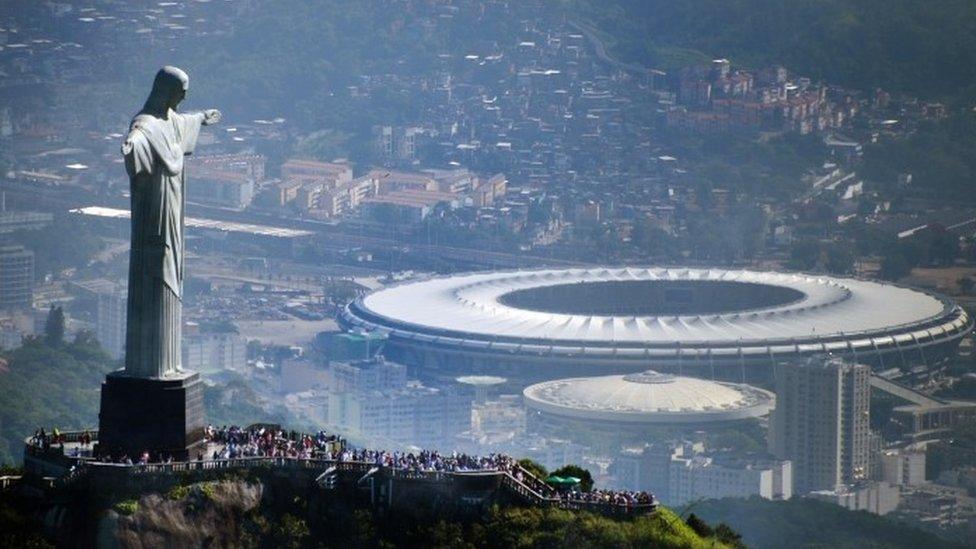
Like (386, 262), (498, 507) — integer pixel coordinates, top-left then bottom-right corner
(122, 109), (204, 378)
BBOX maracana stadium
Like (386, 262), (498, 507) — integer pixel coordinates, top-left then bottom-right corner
(339, 267), (973, 383)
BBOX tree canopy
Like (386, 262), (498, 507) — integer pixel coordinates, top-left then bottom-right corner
(0, 334), (114, 465)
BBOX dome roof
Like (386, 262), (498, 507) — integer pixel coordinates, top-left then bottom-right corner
(455, 375), (507, 386)
(522, 371), (774, 424)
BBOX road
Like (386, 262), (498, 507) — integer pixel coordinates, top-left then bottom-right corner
(568, 20), (666, 80)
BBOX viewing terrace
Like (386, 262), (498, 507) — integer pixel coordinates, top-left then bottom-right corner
(22, 427), (657, 516)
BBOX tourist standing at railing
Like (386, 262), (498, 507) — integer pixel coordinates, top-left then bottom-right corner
(33, 423), (655, 509)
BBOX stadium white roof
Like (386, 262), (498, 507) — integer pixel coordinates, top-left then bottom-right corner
(352, 268), (956, 345)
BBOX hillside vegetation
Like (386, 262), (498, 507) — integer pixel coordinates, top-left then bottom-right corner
(693, 496), (964, 549)
(104, 479), (732, 549)
(575, 0), (976, 101)
(0, 335), (287, 466)
(0, 334), (112, 465)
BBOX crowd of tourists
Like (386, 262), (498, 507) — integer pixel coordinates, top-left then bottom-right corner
(30, 424), (654, 509)
(558, 488), (655, 508)
(332, 448), (517, 473)
(205, 424), (342, 460)
(29, 428), (93, 451)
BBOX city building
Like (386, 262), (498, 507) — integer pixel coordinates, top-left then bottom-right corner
(197, 153), (266, 181)
(470, 394), (526, 443)
(880, 447), (927, 487)
(373, 125), (425, 163)
(670, 60), (851, 134)
(0, 210), (53, 234)
(189, 169), (254, 210)
(189, 153), (266, 210)
(0, 311), (32, 350)
(770, 357), (871, 493)
(320, 331), (387, 362)
(70, 279), (126, 360)
(0, 245), (34, 311)
(279, 358), (330, 394)
(312, 168), (506, 220)
(872, 374), (976, 443)
(181, 322), (248, 374)
(273, 158), (355, 214)
(281, 158), (352, 185)
(96, 284), (126, 360)
(895, 483), (976, 529)
(360, 189), (458, 223)
(612, 442), (793, 505)
(329, 358), (471, 448)
(808, 481), (901, 515)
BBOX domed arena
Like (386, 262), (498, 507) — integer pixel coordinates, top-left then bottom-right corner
(339, 268), (973, 384)
(522, 370), (775, 426)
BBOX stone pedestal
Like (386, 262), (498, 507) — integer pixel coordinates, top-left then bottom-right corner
(97, 370), (205, 461)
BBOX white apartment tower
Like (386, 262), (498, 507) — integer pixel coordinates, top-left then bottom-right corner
(770, 356), (871, 493)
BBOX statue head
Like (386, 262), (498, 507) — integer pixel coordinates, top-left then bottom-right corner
(142, 66), (190, 115)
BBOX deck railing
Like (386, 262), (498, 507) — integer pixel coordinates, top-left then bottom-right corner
(26, 436), (656, 514)
(0, 475), (22, 491)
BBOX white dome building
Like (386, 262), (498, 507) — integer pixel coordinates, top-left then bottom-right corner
(522, 370), (774, 427)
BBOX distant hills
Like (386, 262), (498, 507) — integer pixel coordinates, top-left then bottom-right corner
(693, 496), (966, 549)
(573, 0), (976, 101)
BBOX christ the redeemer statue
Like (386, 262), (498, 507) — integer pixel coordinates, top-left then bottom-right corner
(122, 66), (220, 378)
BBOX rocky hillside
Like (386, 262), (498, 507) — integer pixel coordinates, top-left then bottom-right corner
(21, 477), (732, 548)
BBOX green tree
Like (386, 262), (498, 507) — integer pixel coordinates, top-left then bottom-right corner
(789, 238), (821, 271)
(958, 276), (974, 295)
(270, 513), (310, 549)
(516, 458), (548, 480)
(714, 523), (746, 549)
(879, 253), (912, 281)
(685, 513), (713, 538)
(43, 306), (65, 348)
(551, 464), (594, 492)
(0, 335), (113, 464)
(632, 222), (681, 260)
(825, 242), (855, 274)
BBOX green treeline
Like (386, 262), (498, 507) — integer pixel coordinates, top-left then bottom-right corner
(692, 496), (965, 549)
(862, 113), (976, 200)
(0, 332), (112, 465)
(0, 332), (285, 465)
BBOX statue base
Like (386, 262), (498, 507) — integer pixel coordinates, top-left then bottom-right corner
(97, 370), (206, 461)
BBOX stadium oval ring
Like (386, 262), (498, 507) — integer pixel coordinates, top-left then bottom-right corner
(339, 268), (973, 381)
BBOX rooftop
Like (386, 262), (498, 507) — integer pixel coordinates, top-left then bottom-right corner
(71, 206), (314, 239)
(348, 267), (960, 345)
(523, 370), (774, 423)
